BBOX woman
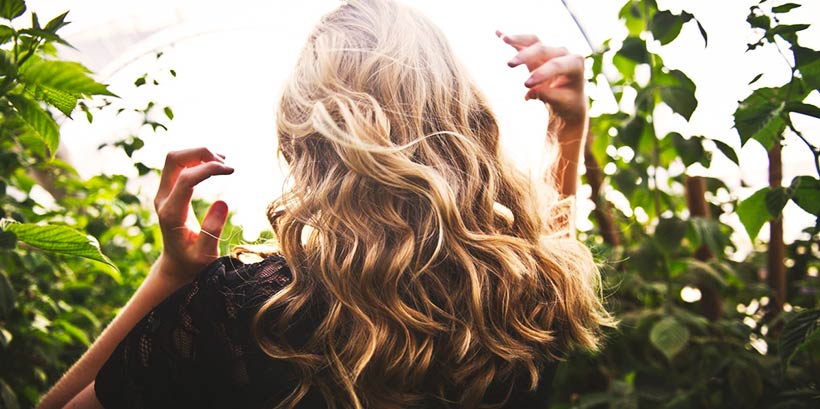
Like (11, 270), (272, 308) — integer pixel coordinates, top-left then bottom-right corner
(40, 0), (611, 407)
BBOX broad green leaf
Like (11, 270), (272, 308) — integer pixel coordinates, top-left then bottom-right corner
(1, 221), (121, 283)
(734, 87), (785, 149)
(656, 69), (697, 121)
(736, 187), (770, 241)
(654, 217), (687, 252)
(772, 3), (801, 13)
(671, 133), (703, 166)
(617, 36), (649, 63)
(25, 83), (78, 117)
(779, 308), (820, 370)
(785, 102), (820, 119)
(713, 140), (739, 165)
(19, 56), (115, 98)
(688, 217), (725, 256)
(7, 94), (59, 158)
(765, 187), (791, 217)
(651, 11), (683, 45)
(793, 44), (820, 89)
(747, 14), (771, 30)
(789, 176), (820, 215)
(0, 24), (12, 44)
(649, 317), (690, 360)
(0, 0), (25, 20)
(0, 271), (13, 318)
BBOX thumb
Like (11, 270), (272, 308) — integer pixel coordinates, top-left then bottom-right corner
(197, 200), (229, 256)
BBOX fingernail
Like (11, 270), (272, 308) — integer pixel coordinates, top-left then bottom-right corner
(525, 78), (535, 87)
(508, 57), (520, 67)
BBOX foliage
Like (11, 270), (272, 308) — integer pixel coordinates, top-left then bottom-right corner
(0, 0), (818, 408)
(551, 0), (820, 408)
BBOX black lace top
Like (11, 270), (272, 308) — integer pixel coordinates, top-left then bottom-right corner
(94, 255), (556, 408)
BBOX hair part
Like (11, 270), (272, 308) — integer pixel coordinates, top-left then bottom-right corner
(253, 1), (613, 407)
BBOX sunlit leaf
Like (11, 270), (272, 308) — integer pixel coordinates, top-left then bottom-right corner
(736, 187), (770, 241)
(19, 55), (115, 98)
(7, 94), (60, 158)
(0, 221), (121, 283)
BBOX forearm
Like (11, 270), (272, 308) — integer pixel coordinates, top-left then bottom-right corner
(37, 256), (188, 409)
(549, 117), (587, 197)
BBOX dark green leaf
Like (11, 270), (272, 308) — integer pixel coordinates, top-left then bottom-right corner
(0, 377), (18, 409)
(713, 140), (739, 165)
(0, 0), (25, 20)
(659, 70), (698, 121)
(651, 11), (683, 45)
(164, 106), (174, 120)
(671, 133), (704, 166)
(0, 271), (13, 318)
(785, 102), (820, 119)
(1, 221), (121, 283)
(169, 69), (177, 77)
(769, 24), (810, 38)
(689, 217), (725, 256)
(748, 73), (764, 85)
(772, 3), (801, 13)
(728, 360), (763, 407)
(779, 308), (820, 370)
(7, 94), (60, 158)
(737, 187), (770, 240)
(789, 176), (820, 215)
(655, 217), (687, 252)
(617, 36), (649, 63)
(649, 317), (690, 360)
(44, 11), (70, 34)
(734, 87), (785, 149)
(134, 75), (146, 87)
(695, 18), (708, 47)
(765, 187), (791, 217)
(793, 44), (820, 89)
(0, 230), (15, 250)
(747, 14), (771, 30)
(0, 24), (12, 44)
(619, 115), (647, 150)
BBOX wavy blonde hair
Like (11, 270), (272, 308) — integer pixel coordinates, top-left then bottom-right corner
(253, 1), (612, 407)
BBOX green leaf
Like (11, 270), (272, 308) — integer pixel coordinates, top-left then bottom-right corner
(649, 317), (690, 360)
(651, 11), (683, 45)
(793, 44), (820, 89)
(671, 133), (704, 166)
(769, 24), (809, 38)
(618, 36), (649, 63)
(7, 94), (60, 158)
(0, 24), (12, 44)
(0, 230), (15, 249)
(1, 221), (121, 283)
(44, 11), (70, 34)
(765, 187), (791, 217)
(688, 217), (725, 256)
(0, 271), (14, 318)
(164, 106), (174, 120)
(772, 3), (801, 13)
(785, 102), (820, 119)
(658, 70), (698, 121)
(748, 73), (763, 85)
(0, 0), (25, 20)
(19, 56), (115, 98)
(736, 187), (770, 241)
(655, 217), (687, 252)
(747, 14), (771, 30)
(695, 18), (708, 47)
(713, 140), (739, 165)
(789, 176), (820, 215)
(619, 115), (646, 149)
(734, 88), (786, 149)
(779, 308), (820, 370)
(728, 360), (763, 407)
(24, 83), (78, 117)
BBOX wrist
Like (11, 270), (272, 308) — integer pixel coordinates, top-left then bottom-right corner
(151, 253), (195, 287)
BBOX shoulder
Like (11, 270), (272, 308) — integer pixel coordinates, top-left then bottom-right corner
(193, 254), (293, 309)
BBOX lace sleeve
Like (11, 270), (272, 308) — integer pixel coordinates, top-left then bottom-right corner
(94, 255), (293, 409)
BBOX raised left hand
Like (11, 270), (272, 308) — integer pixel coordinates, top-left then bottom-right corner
(153, 147), (234, 283)
(497, 31), (588, 132)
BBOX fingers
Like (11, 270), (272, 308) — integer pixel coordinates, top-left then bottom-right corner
(508, 43), (569, 71)
(197, 200), (229, 255)
(156, 147), (226, 205)
(157, 161), (234, 225)
(524, 54), (584, 89)
(496, 30), (539, 51)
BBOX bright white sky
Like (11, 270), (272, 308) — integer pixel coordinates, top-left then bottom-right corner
(26, 0), (820, 252)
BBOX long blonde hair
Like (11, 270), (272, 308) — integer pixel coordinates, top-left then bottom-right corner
(253, 1), (612, 407)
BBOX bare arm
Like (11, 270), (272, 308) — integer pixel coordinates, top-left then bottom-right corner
(498, 32), (589, 198)
(37, 148), (233, 408)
